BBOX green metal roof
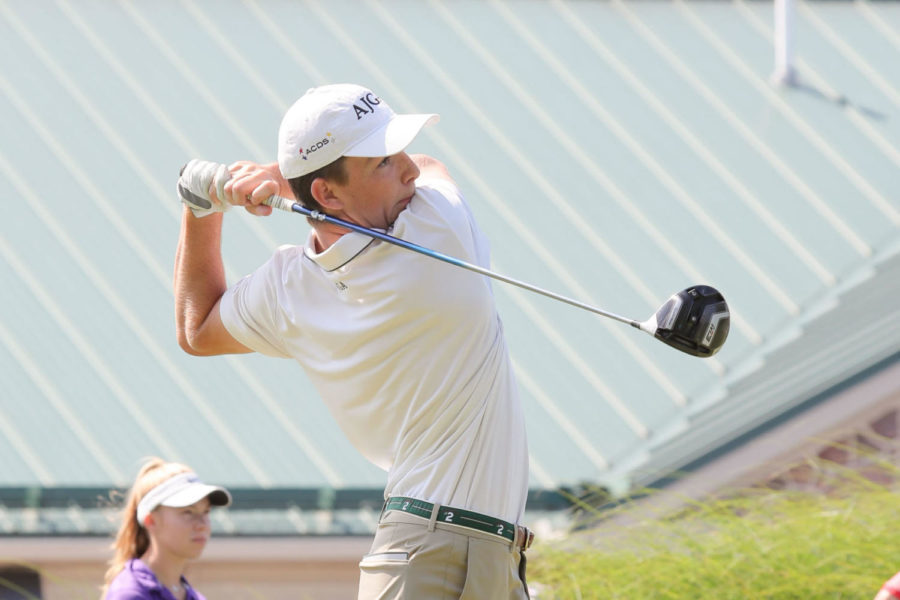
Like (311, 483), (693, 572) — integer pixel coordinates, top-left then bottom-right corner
(0, 0), (898, 502)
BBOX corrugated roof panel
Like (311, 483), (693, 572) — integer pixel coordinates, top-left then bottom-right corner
(0, 0), (897, 496)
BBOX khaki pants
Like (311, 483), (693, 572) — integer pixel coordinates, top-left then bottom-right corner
(358, 509), (530, 600)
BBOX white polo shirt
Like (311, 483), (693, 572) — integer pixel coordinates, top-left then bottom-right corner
(220, 177), (529, 523)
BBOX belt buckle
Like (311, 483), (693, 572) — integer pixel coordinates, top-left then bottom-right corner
(517, 525), (534, 550)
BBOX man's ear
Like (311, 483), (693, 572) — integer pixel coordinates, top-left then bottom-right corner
(310, 177), (342, 211)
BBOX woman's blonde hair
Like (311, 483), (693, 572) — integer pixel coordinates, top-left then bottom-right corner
(100, 457), (191, 597)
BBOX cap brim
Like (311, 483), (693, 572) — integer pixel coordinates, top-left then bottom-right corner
(159, 483), (232, 509)
(343, 113), (439, 158)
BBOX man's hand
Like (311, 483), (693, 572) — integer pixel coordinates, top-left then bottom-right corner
(222, 161), (285, 217)
(178, 159), (286, 218)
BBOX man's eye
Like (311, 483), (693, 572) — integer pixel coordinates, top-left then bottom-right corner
(379, 157), (390, 167)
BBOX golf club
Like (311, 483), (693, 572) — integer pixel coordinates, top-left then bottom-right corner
(262, 196), (730, 357)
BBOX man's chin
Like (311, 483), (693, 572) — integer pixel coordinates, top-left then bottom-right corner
(394, 197), (413, 220)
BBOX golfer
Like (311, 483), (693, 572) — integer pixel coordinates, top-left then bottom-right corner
(102, 458), (231, 600)
(175, 83), (532, 598)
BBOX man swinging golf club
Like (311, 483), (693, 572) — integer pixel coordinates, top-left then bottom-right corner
(175, 84), (533, 599)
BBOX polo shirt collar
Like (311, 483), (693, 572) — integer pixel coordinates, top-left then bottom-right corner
(128, 558), (198, 599)
(304, 229), (376, 272)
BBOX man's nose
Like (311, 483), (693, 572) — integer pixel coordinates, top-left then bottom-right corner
(401, 153), (419, 183)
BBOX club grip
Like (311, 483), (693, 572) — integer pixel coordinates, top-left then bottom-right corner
(263, 195), (296, 212)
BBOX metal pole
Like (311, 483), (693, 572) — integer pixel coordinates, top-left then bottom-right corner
(771, 0), (796, 85)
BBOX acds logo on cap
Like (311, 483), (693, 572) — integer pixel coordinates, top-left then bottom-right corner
(300, 132), (334, 161)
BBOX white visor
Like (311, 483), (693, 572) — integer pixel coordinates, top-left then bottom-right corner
(136, 472), (231, 525)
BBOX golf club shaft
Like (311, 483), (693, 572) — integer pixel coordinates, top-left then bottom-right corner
(263, 196), (639, 328)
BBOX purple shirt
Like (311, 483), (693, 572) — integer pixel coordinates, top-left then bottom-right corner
(105, 558), (206, 600)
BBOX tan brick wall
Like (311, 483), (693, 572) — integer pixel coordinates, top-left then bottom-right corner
(1, 537), (370, 600)
(765, 405), (900, 493)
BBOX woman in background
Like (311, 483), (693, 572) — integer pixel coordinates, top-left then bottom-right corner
(101, 458), (231, 600)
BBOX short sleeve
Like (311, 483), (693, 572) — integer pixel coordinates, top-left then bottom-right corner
(410, 176), (490, 269)
(219, 248), (296, 358)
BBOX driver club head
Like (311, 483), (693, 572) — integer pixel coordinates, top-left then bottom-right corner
(640, 285), (730, 357)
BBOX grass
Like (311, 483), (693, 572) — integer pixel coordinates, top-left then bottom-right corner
(529, 459), (900, 599)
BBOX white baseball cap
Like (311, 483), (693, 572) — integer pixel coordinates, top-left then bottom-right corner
(278, 84), (439, 179)
(136, 472), (231, 525)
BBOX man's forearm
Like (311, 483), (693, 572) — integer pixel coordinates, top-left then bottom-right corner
(174, 207), (227, 353)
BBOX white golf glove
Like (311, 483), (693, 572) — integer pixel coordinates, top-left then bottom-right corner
(177, 159), (232, 218)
